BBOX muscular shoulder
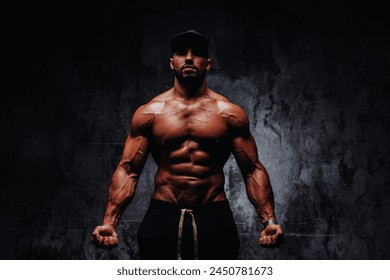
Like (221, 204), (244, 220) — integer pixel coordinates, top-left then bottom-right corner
(216, 99), (249, 131)
(206, 90), (250, 133)
(131, 93), (168, 136)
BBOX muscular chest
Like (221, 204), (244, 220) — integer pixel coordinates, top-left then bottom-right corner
(152, 101), (228, 142)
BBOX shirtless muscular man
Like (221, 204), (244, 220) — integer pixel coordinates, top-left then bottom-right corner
(91, 30), (284, 259)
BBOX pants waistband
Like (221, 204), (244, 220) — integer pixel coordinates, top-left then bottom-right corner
(148, 198), (232, 215)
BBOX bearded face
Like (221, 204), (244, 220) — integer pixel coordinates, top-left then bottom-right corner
(170, 48), (211, 89)
(174, 64), (207, 87)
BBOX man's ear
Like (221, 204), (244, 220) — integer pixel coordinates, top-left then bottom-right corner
(206, 58), (211, 71)
(170, 58), (174, 70)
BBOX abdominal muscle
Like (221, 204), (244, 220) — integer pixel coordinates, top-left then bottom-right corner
(153, 168), (227, 206)
(151, 140), (228, 206)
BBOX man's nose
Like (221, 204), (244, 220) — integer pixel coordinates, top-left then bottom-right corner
(185, 50), (194, 64)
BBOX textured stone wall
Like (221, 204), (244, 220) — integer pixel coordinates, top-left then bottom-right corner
(1, 2), (389, 259)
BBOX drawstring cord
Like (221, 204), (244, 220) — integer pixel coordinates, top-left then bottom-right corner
(177, 209), (198, 260)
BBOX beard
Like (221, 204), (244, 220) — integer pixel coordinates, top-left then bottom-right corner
(174, 65), (207, 90)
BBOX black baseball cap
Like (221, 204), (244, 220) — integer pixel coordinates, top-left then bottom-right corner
(171, 30), (209, 57)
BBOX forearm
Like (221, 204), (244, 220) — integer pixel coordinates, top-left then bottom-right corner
(102, 165), (139, 227)
(244, 163), (276, 223)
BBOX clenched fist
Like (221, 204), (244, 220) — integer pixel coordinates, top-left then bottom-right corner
(91, 224), (119, 247)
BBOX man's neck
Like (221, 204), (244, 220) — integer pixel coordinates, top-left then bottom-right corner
(173, 78), (209, 101)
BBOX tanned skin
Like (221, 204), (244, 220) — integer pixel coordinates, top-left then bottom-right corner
(92, 47), (284, 248)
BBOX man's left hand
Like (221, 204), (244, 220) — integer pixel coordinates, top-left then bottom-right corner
(258, 224), (284, 247)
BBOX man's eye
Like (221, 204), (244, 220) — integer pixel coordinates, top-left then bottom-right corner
(175, 50), (187, 56)
(191, 49), (207, 57)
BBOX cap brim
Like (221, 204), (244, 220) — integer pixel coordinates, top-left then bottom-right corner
(171, 30), (209, 56)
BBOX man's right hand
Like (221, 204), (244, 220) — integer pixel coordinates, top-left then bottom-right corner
(91, 224), (119, 247)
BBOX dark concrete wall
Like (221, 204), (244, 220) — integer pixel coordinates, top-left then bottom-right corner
(1, 2), (389, 259)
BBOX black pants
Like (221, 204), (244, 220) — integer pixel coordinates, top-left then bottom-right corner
(137, 198), (240, 260)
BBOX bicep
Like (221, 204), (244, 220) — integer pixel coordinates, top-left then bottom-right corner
(118, 133), (150, 175)
(232, 133), (262, 174)
(117, 104), (154, 173)
(227, 104), (262, 174)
